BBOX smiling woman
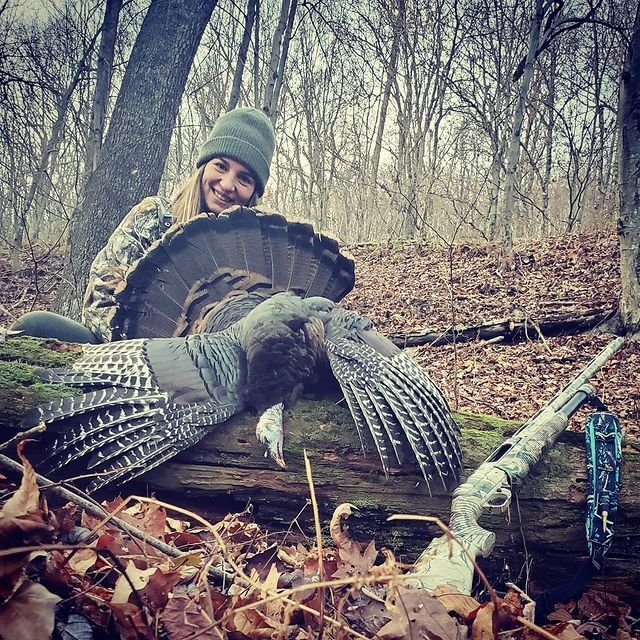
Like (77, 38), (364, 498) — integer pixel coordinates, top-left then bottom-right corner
(201, 157), (257, 213)
(11, 107), (276, 344)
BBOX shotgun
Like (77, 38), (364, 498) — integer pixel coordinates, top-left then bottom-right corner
(408, 336), (624, 594)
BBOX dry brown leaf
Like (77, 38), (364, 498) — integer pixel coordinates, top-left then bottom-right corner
(333, 539), (378, 579)
(577, 589), (632, 621)
(139, 568), (183, 612)
(231, 606), (278, 637)
(166, 516), (190, 532)
(0, 580), (60, 640)
(368, 547), (398, 578)
(547, 606), (575, 622)
(546, 622), (587, 640)
(161, 591), (219, 640)
(344, 590), (393, 637)
(0, 516), (54, 601)
(378, 586), (462, 640)
(329, 502), (359, 553)
(108, 602), (155, 640)
(1, 442), (40, 518)
(432, 584), (481, 618)
(111, 560), (159, 605)
(66, 546), (98, 574)
(471, 602), (494, 640)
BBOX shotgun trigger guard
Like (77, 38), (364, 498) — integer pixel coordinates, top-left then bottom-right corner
(486, 485), (512, 512)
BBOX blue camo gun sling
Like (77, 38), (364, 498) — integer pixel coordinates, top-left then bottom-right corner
(407, 337), (624, 595)
(585, 408), (622, 571)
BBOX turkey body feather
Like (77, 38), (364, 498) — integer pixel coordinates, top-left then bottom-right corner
(22, 208), (462, 494)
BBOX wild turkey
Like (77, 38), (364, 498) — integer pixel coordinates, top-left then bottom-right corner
(21, 208), (462, 494)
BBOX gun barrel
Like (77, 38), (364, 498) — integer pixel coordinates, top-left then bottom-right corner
(517, 336), (623, 431)
(408, 337), (624, 594)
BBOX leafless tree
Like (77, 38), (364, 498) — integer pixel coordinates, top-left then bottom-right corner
(227, 0), (258, 111)
(618, 1), (640, 332)
(54, 0), (217, 318)
(263, 0), (297, 124)
(83, 0), (122, 186)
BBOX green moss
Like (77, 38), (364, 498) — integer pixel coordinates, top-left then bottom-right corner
(0, 354), (75, 430)
(458, 427), (505, 467)
(286, 399), (367, 453)
(454, 410), (520, 434)
(350, 496), (381, 510)
(0, 336), (79, 368)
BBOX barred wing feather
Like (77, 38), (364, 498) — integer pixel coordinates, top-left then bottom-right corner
(325, 312), (462, 494)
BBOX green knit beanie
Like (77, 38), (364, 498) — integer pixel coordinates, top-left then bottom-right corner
(196, 107), (275, 197)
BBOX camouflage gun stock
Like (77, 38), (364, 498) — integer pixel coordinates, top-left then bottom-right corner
(408, 337), (624, 594)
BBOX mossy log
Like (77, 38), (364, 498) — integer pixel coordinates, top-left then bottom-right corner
(1, 336), (639, 602)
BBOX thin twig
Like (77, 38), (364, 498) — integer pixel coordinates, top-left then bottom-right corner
(516, 615), (562, 640)
(0, 453), (230, 581)
(304, 449), (326, 639)
(0, 425), (46, 453)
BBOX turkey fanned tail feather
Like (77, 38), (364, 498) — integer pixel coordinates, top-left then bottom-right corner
(20, 203), (462, 495)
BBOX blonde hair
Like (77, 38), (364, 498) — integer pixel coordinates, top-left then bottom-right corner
(171, 163), (259, 225)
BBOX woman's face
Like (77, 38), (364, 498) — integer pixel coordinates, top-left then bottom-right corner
(201, 157), (256, 214)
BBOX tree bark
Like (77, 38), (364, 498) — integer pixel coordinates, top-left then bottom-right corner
(262, 0), (291, 123)
(618, 3), (640, 333)
(269, 0), (297, 126)
(83, 0), (122, 186)
(369, 3), (402, 187)
(226, 0), (258, 111)
(389, 306), (618, 347)
(499, 0), (543, 251)
(54, 0), (216, 320)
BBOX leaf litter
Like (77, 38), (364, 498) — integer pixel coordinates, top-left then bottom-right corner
(0, 447), (637, 639)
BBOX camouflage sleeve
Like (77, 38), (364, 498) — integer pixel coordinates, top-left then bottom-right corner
(82, 196), (173, 342)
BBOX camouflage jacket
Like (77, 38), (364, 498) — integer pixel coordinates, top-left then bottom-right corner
(82, 196), (174, 342)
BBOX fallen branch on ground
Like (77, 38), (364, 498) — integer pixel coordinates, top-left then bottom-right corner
(390, 306), (617, 347)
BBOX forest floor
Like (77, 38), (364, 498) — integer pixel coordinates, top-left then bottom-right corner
(0, 232), (639, 639)
(343, 232), (638, 439)
(3, 231), (636, 437)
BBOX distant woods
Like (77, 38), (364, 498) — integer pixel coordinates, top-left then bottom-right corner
(0, 0), (637, 317)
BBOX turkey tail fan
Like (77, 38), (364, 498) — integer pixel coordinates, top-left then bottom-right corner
(108, 207), (355, 340)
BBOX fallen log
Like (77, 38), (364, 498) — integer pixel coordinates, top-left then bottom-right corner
(391, 306), (618, 347)
(1, 336), (639, 603)
(131, 400), (640, 602)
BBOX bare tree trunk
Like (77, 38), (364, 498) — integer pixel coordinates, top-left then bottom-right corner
(262, 0), (289, 121)
(252, 0), (261, 107)
(83, 0), (121, 186)
(618, 2), (640, 332)
(53, 0), (216, 320)
(270, 0), (297, 124)
(370, 2), (403, 186)
(499, 0), (543, 250)
(487, 148), (502, 240)
(262, 0), (296, 125)
(227, 0), (257, 111)
(541, 56), (555, 237)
